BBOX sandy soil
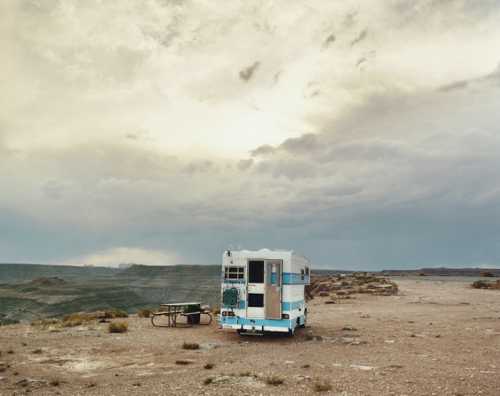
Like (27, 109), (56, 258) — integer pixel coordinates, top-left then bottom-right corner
(1, 278), (499, 396)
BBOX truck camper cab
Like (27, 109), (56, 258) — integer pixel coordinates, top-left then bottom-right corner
(219, 249), (310, 335)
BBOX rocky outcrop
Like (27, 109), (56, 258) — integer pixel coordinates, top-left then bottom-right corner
(306, 273), (398, 300)
(471, 280), (500, 290)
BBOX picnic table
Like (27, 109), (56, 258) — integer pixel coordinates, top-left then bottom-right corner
(151, 302), (212, 328)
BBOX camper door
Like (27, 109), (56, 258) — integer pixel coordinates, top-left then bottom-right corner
(246, 259), (282, 319)
(265, 260), (282, 320)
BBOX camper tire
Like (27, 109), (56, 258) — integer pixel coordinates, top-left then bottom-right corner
(237, 329), (246, 335)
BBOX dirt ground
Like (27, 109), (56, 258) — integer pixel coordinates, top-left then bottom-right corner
(1, 278), (499, 396)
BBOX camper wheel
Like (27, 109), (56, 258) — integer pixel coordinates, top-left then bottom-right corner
(237, 329), (247, 335)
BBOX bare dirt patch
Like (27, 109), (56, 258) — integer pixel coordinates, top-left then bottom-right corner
(0, 279), (499, 395)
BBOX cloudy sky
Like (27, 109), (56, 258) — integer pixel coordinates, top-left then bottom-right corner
(1, 0), (500, 269)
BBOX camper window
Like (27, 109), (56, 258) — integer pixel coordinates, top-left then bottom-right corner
(224, 266), (244, 279)
(305, 267), (310, 276)
(248, 293), (264, 307)
(301, 269), (305, 280)
(248, 261), (265, 283)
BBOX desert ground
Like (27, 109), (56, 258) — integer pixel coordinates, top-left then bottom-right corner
(1, 278), (499, 396)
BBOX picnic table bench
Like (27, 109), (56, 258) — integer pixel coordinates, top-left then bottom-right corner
(151, 302), (212, 328)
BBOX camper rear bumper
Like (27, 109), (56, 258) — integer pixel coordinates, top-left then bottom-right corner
(221, 323), (290, 333)
(219, 317), (294, 333)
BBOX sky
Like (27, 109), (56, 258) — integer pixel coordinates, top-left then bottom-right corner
(1, 0), (500, 269)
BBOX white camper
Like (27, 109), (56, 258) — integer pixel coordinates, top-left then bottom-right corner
(219, 249), (310, 335)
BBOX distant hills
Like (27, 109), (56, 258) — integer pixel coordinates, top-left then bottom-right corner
(0, 263), (118, 283)
(0, 263), (220, 324)
(381, 267), (500, 277)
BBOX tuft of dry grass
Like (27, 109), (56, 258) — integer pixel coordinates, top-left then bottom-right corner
(265, 375), (284, 386)
(108, 321), (128, 333)
(182, 342), (200, 350)
(313, 381), (333, 392)
(49, 379), (60, 387)
(137, 309), (152, 318)
(31, 348), (43, 354)
(31, 318), (61, 328)
(204, 363), (214, 369)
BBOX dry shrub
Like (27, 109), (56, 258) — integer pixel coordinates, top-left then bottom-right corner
(62, 313), (96, 327)
(265, 375), (284, 386)
(103, 309), (128, 319)
(31, 318), (60, 328)
(108, 321), (128, 333)
(182, 342), (200, 350)
(137, 309), (152, 318)
(203, 377), (213, 385)
(204, 363), (214, 369)
(313, 381), (332, 392)
(212, 307), (221, 315)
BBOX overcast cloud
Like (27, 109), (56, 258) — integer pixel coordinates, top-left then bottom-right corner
(1, 0), (500, 269)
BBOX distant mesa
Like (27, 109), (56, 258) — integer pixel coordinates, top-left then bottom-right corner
(118, 263), (136, 270)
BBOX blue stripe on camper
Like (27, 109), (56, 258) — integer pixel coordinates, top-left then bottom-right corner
(221, 316), (291, 328)
(222, 273), (309, 285)
(282, 300), (304, 311)
(221, 300), (303, 310)
(282, 273), (310, 285)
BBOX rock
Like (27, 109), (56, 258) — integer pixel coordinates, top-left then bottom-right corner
(472, 280), (500, 290)
(307, 273), (398, 298)
(350, 364), (375, 371)
(342, 326), (357, 331)
(16, 378), (48, 388)
(175, 359), (195, 365)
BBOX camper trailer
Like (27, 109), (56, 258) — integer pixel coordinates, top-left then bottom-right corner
(219, 249), (310, 335)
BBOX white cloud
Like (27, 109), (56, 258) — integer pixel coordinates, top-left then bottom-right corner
(61, 247), (183, 267)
